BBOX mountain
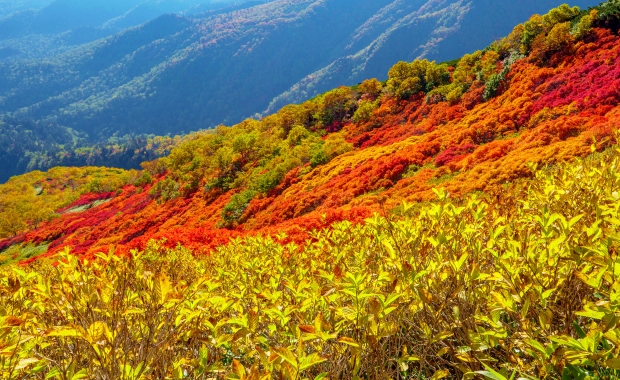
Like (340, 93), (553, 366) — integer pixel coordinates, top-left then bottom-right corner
(0, 0), (247, 59)
(0, 0), (52, 17)
(0, 114), (184, 182)
(0, 0), (602, 141)
(0, 0), (143, 39)
(1, 2), (620, 378)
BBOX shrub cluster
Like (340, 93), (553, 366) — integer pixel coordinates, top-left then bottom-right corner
(2, 147), (620, 379)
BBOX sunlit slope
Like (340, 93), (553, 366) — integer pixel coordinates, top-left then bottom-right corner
(2, 139), (620, 379)
(0, 3), (619, 261)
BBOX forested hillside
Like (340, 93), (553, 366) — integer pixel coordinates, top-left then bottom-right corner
(1, 1), (617, 258)
(4, 147), (620, 379)
(0, 115), (184, 182)
(0, 0), (52, 17)
(0, 0), (601, 182)
(0, 0), (246, 58)
(1, 2), (620, 379)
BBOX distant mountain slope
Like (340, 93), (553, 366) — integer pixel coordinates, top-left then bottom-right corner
(267, 0), (604, 111)
(0, 0), (247, 39)
(0, 0), (52, 17)
(0, 0), (602, 143)
(0, 0), (143, 39)
(0, 0), (245, 59)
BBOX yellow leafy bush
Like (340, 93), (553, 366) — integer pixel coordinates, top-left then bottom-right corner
(2, 149), (620, 379)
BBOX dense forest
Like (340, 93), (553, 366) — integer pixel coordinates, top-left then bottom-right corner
(0, 115), (183, 182)
(1, 1), (620, 379)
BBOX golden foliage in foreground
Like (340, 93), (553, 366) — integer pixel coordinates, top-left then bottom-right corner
(2, 149), (620, 379)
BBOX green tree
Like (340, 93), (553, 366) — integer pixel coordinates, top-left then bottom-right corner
(315, 87), (356, 126)
(310, 149), (329, 168)
(221, 189), (257, 226)
(353, 100), (379, 124)
(542, 4), (580, 30)
(573, 9), (598, 39)
(521, 14), (545, 53)
(425, 62), (450, 89)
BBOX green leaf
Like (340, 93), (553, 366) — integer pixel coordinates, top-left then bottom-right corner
(45, 367), (62, 379)
(525, 339), (548, 358)
(475, 363), (508, 380)
(15, 358), (39, 370)
(573, 321), (587, 339)
(476, 371), (506, 380)
(71, 370), (89, 380)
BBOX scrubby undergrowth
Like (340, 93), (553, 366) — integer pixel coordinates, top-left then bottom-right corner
(2, 147), (620, 379)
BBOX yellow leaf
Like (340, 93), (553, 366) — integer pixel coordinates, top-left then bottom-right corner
(576, 269), (606, 290)
(274, 347), (298, 368)
(430, 330), (454, 344)
(122, 307), (145, 316)
(605, 358), (620, 369)
(575, 310), (605, 320)
(299, 352), (326, 371)
(232, 359), (246, 377)
(155, 274), (172, 303)
(46, 327), (82, 338)
(431, 369), (450, 379)
(382, 240), (396, 259)
(338, 337), (360, 347)
(15, 358), (39, 370)
(454, 253), (469, 271)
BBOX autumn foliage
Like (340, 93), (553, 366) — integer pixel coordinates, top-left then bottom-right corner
(2, 3), (620, 379)
(1, 3), (619, 263)
(3, 146), (620, 379)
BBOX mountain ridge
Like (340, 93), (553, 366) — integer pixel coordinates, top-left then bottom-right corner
(0, 0), (602, 142)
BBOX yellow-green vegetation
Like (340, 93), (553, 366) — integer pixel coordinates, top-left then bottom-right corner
(2, 147), (620, 379)
(0, 243), (48, 267)
(152, 102), (353, 225)
(0, 167), (134, 238)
